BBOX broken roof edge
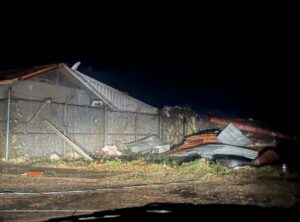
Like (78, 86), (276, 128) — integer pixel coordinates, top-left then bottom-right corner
(77, 71), (158, 113)
(0, 64), (60, 84)
(60, 64), (117, 111)
(0, 63), (157, 113)
(0, 63), (116, 110)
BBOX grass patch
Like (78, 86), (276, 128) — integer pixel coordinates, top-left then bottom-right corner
(179, 159), (231, 175)
(31, 159), (91, 168)
(26, 154), (232, 184)
(29, 156), (231, 176)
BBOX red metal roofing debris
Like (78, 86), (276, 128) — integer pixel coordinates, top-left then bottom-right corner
(173, 133), (218, 152)
(0, 64), (60, 84)
(169, 117), (292, 165)
(210, 117), (294, 140)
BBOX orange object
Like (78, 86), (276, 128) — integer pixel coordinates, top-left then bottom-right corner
(255, 149), (280, 165)
(174, 133), (218, 152)
(26, 171), (44, 177)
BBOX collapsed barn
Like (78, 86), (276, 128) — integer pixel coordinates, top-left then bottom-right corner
(0, 63), (200, 163)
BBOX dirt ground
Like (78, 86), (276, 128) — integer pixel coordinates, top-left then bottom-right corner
(0, 164), (300, 221)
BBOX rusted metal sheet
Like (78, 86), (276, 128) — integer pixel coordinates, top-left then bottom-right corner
(0, 64), (59, 84)
(174, 133), (218, 152)
(210, 117), (294, 140)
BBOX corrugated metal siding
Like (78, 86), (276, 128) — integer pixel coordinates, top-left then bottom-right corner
(0, 100), (6, 158)
(0, 85), (8, 99)
(11, 80), (93, 106)
(77, 72), (158, 114)
(9, 100), (106, 157)
(8, 98), (158, 158)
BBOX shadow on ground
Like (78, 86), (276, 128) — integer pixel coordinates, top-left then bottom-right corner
(47, 202), (299, 221)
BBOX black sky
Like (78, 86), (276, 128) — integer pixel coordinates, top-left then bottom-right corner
(0, 5), (299, 135)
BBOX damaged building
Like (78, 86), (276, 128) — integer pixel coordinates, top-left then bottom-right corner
(0, 63), (200, 162)
(1, 63), (292, 165)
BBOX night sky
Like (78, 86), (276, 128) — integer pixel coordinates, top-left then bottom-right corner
(0, 5), (298, 135)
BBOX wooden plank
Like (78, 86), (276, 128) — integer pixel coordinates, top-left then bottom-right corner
(42, 119), (93, 161)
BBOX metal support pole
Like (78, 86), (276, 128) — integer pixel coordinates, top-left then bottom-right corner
(5, 87), (11, 163)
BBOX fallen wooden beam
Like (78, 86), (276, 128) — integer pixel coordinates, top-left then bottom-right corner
(42, 119), (93, 161)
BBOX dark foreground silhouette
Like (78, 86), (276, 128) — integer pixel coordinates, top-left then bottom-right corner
(47, 203), (299, 221)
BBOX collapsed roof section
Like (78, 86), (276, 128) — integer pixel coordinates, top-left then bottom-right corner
(0, 63), (158, 114)
(0, 64), (60, 83)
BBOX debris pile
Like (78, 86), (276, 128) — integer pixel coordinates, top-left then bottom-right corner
(168, 117), (296, 166)
(101, 115), (295, 168)
(102, 145), (122, 156)
(124, 135), (170, 154)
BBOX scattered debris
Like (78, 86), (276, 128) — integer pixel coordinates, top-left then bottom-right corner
(65, 151), (82, 160)
(49, 152), (61, 161)
(246, 141), (277, 148)
(171, 122), (256, 162)
(175, 133), (218, 152)
(124, 135), (170, 154)
(154, 144), (171, 153)
(214, 155), (252, 168)
(167, 117), (291, 166)
(254, 149), (280, 165)
(217, 123), (252, 146)
(171, 144), (258, 160)
(102, 145), (122, 156)
(8, 156), (28, 164)
(210, 117), (295, 140)
(24, 171), (44, 177)
(125, 135), (161, 153)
